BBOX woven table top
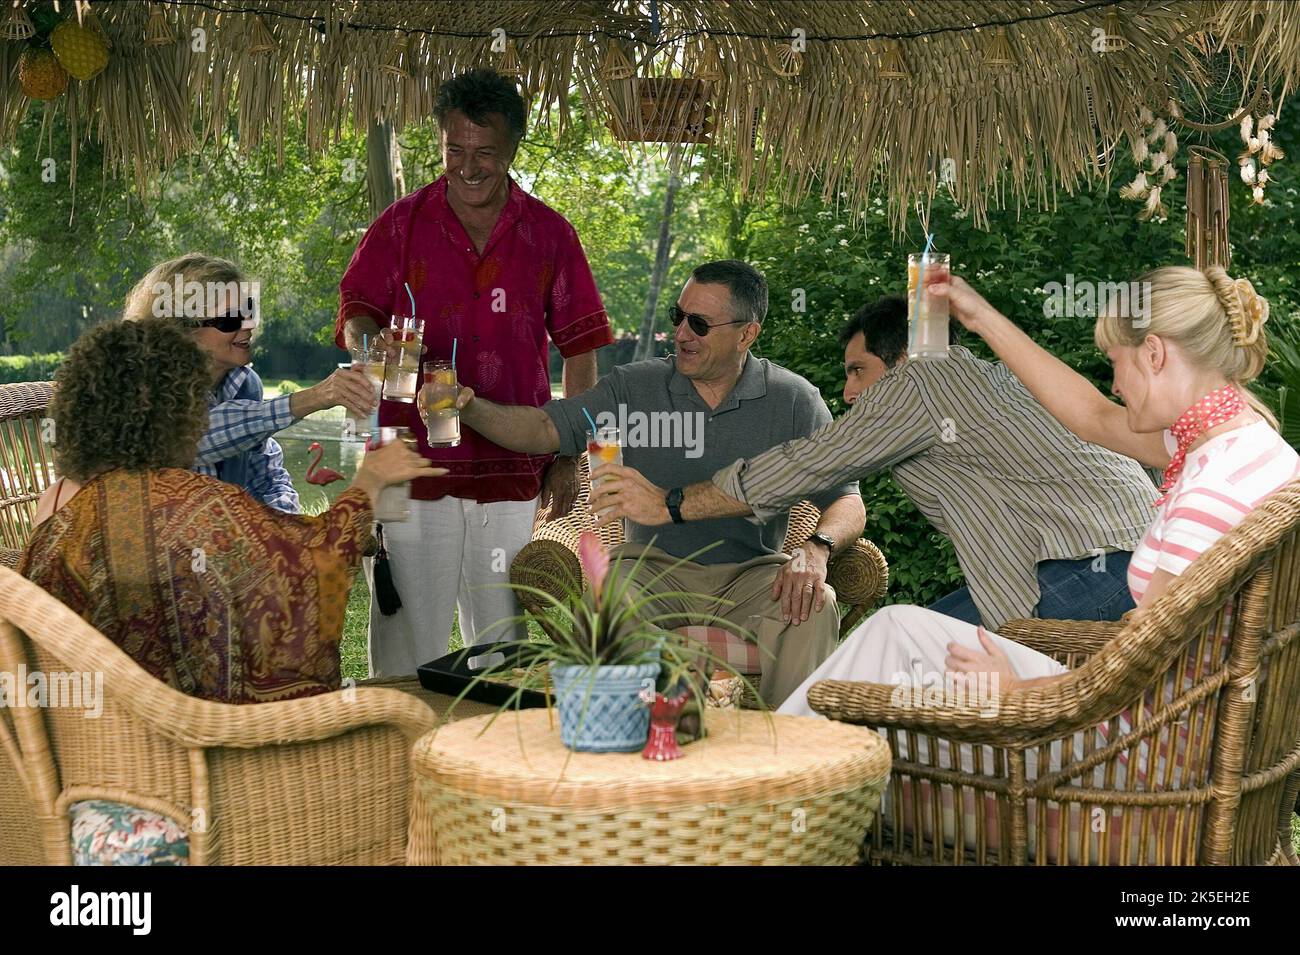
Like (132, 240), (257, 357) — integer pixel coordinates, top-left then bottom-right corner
(412, 709), (891, 812)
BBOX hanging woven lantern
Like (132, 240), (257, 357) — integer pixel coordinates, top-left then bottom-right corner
(692, 37), (722, 81)
(600, 43), (635, 80)
(878, 40), (908, 80)
(1, 3), (36, 41)
(497, 38), (523, 77)
(1098, 9), (1127, 53)
(144, 3), (173, 46)
(246, 14), (277, 55)
(770, 42), (802, 78)
(380, 33), (409, 76)
(983, 26), (1013, 68)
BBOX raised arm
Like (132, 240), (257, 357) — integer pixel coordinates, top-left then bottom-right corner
(930, 274), (1169, 469)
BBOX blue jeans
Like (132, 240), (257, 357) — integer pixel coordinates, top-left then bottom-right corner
(927, 551), (1135, 627)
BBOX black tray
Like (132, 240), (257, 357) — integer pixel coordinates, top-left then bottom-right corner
(416, 641), (550, 709)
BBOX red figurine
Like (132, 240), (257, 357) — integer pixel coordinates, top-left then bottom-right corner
(641, 686), (690, 761)
(304, 442), (345, 485)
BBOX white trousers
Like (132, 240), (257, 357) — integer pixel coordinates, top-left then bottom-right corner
(778, 604), (1067, 717)
(364, 495), (539, 678)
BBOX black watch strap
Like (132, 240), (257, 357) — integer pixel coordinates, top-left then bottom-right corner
(808, 531), (835, 553)
(665, 487), (685, 524)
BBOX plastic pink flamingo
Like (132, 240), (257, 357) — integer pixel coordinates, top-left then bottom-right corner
(305, 442), (345, 486)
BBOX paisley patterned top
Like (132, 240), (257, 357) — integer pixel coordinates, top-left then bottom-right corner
(336, 175), (613, 503)
(19, 469), (371, 704)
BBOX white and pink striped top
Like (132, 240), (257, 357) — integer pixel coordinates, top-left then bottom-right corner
(1128, 419), (1300, 604)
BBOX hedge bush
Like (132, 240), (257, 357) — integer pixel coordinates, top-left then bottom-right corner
(0, 354), (62, 384)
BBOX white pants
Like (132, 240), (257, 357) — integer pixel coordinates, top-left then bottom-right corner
(778, 604), (1067, 717)
(364, 495), (539, 678)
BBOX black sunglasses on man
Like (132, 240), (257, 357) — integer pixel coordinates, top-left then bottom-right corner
(668, 304), (752, 337)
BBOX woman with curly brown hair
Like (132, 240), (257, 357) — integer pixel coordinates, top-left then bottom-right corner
(21, 317), (439, 703)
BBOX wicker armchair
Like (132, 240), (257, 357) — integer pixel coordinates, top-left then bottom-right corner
(0, 382), (56, 569)
(511, 456), (889, 643)
(0, 568), (436, 865)
(809, 479), (1300, 866)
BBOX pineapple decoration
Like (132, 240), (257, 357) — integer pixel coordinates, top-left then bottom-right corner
(1119, 105), (1180, 222)
(18, 47), (68, 100)
(11, 2), (111, 101)
(50, 7), (110, 81)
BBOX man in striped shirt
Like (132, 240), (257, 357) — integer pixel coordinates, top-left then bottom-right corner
(591, 295), (1158, 630)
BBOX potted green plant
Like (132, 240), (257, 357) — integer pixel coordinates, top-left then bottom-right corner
(446, 532), (761, 754)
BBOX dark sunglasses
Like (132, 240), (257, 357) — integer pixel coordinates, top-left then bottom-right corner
(668, 304), (752, 337)
(189, 298), (258, 334)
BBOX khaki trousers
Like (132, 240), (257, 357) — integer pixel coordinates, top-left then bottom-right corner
(611, 543), (840, 708)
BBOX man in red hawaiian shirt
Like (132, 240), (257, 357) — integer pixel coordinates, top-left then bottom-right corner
(337, 70), (613, 676)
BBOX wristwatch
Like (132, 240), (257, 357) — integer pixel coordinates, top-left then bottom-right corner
(807, 531), (836, 554)
(665, 487), (685, 524)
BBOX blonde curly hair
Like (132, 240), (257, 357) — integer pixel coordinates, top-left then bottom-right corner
(1094, 266), (1275, 426)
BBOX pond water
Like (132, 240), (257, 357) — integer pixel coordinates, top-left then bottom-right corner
(275, 409), (368, 512)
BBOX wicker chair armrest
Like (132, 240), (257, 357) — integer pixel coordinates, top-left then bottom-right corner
(143, 686), (437, 750)
(0, 548), (21, 571)
(995, 618), (1122, 658)
(510, 539), (581, 615)
(827, 538), (888, 608)
(806, 665), (1120, 747)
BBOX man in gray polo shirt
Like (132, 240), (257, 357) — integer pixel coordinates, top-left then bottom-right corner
(444, 260), (865, 706)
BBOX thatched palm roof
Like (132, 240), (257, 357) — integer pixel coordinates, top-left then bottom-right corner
(1, 1), (1298, 229)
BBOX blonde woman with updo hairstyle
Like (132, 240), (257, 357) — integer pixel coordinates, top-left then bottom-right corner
(774, 264), (1298, 862)
(118, 252), (379, 511)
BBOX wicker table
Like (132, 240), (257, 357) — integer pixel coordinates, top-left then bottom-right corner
(407, 708), (891, 865)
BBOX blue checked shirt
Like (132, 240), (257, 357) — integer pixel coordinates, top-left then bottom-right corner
(194, 366), (300, 513)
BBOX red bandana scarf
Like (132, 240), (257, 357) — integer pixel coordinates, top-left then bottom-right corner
(1155, 384), (1246, 506)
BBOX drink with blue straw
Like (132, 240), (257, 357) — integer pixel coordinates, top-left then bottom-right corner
(907, 236), (951, 360)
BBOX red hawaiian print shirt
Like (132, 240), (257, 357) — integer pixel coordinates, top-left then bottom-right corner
(336, 176), (613, 502)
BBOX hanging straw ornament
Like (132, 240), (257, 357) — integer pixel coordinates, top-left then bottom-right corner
(2, 3), (36, 41)
(770, 42), (801, 77)
(692, 37), (721, 81)
(878, 40), (908, 80)
(983, 26), (1014, 68)
(246, 14), (277, 55)
(380, 32), (409, 76)
(497, 38), (523, 77)
(1099, 8), (1128, 53)
(144, 3), (173, 47)
(599, 43), (634, 80)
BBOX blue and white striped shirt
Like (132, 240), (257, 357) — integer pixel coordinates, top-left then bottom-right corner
(194, 366), (300, 513)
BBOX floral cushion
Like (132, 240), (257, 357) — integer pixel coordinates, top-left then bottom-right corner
(70, 800), (189, 866)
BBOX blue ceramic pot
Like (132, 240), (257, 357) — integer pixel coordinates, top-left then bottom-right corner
(549, 661), (661, 752)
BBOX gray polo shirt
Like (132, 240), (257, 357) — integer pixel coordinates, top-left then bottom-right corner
(544, 355), (857, 565)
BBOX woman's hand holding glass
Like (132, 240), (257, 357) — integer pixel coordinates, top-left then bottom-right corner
(352, 440), (444, 510)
